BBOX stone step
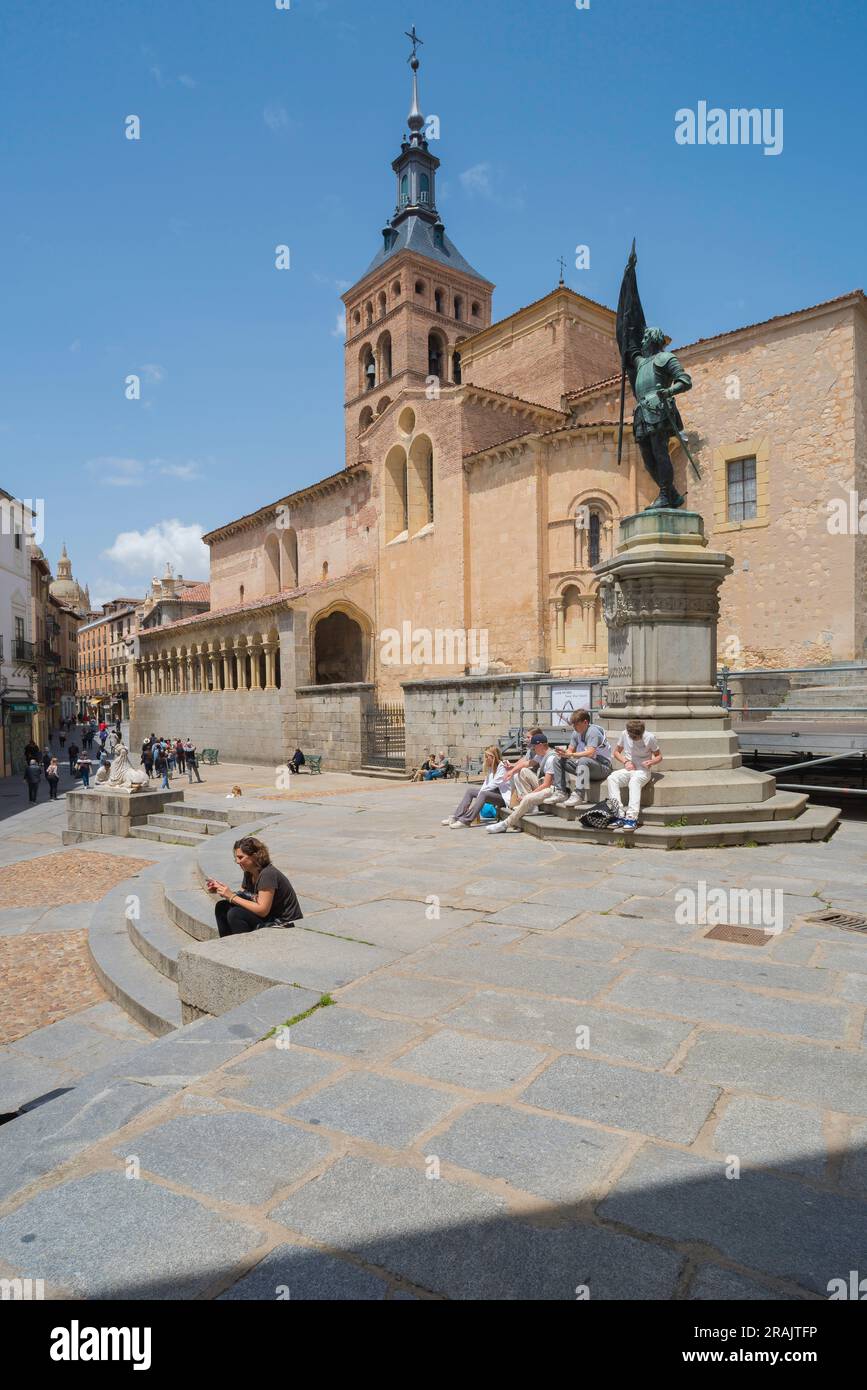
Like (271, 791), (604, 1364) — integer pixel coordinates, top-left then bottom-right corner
(164, 803), (233, 824)
(644, 768), (777, 806)
(650, 752), (741, 772)
(129, 824), (209, 847)
(523, 803), (841, 849)
(350, 767), (411, 780)
(538, 789), (809, 826)
(148, 813), (228, 836)
(87, 886), (182, 1036)
(162, 857), (220, 942)
(125, 878), (197, 982)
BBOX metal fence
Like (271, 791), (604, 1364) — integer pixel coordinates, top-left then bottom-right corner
(363, 702), (406, 768)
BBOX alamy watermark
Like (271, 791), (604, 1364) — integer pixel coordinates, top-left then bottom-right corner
(675, 102), (783, 157)
(379, 622), (489, 673)
(675, 880), (784, 935)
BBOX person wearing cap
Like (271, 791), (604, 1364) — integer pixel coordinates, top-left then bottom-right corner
(487, 733), (559, 834)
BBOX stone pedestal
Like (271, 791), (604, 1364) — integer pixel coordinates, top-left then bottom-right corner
(527, 509), (840, 848)
(64, 787), (185, 843)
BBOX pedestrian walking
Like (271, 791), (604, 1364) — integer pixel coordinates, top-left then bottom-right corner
(46, 757), (60, 800)
(141, 740), (153, 778)
(154, 745), (170, 790)
(175, 738), (185, 774)
(42, 748), (52, 775)
(24, 759), (42, 803)
(185, 740), (203, 783)
(68, 741), (79, 776)
(77, 751), (92, 788)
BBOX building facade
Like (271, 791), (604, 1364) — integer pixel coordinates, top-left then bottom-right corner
(0, 491), (37, 774)
(130, 56), (867, 770)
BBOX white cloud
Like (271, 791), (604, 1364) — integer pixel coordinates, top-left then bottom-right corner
(103, 520), (209, 579)
(331, 310), (346, 338)
(88, 457), (146, 487)
(159, 461), (202, 480)
(142, 363), (166, 384)
(264, 103), (290, 132)
(178, 73), (197, 89)
(460, 162), (494, 198)
(68, 338), (81, 353)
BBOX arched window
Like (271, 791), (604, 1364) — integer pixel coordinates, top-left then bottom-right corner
(281, 528), (299, 588)
(434, 288), (444, 314)
(359, 405), (374, 432)
(452, 351), (462, 385)
(365, 301), (373, 327)
(400, 175), (409, 205)
(378, 290), (386, 317)
(589, 512), (601, 567)
(363, 346), (376, 392)
(385, 446), (409, 540)
(377, 331), (392, 380)
(454, 295), (463, 321)
(471, 301), (481, 318)
(428, 332), (444, 381)
(419, 173), (430, 204)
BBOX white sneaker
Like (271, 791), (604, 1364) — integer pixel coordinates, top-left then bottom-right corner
(449, 819), (464, 827)
(564, 792), (586, 808)
(545, 790), (568, 806)
(441, 818), (453, 826)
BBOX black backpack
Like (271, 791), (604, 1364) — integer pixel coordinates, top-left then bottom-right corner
(578, 798), (623, 829)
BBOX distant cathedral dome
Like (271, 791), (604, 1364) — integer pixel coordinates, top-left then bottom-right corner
(49, 543), (90, 615)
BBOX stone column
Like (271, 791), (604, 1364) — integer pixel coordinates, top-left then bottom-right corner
(221, 642), (231, 691)
(554, 599), (565, 651)
(264, 642), (277, 689)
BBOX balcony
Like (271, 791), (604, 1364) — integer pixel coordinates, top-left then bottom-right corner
(40, 639), (61, 663)
(14, 638), (36, 663)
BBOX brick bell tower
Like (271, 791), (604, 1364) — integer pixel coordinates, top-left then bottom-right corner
(342, 29), (495, 466)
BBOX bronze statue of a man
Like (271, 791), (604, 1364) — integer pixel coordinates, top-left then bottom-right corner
(616, 245), (692, 511)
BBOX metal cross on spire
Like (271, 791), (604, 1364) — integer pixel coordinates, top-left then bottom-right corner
(557, 255), (567, 285)
(405, 25), (423, 63)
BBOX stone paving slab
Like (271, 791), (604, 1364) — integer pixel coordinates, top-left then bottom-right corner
(709, 1096), (829, 1179)
(289, 1071), (460, 1148)
(606, 972), (850, 1042)
(220, 1046), (343, 1110)
(300, 900), (483, 953)
(599, 1143), (867, 1296)
(678, 1030), (867, 1116)
(268, 1155), (683, 1299)
(283, 1007), (424, 1061)
(441, 991), (693, 1065)
(687, 1265), (802, 1300)
(404, 944), (620, 1000)
(622, 946), (835, 996)
(118, 1111), (332, 1206)
(523, 1056), (720, 1143)
(393, 1030), (546, 1091)
(336, 973), (477, 1019)
(0, 1172), (264, 1300)
(218, 1245), (401, 1300)
(433, 1102), (628, 1203)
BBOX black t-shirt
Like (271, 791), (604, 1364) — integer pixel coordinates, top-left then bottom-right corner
(242, 864), (302, 927)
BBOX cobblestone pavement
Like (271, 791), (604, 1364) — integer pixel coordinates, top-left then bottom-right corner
(0, 780), (866, 1299)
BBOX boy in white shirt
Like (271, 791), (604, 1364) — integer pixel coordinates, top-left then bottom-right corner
(606, 719), (662, 829)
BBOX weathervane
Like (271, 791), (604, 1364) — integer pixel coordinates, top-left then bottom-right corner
(405, 25), (423, 65)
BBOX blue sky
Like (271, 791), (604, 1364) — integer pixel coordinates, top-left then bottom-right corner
(1, 0), (864, 605)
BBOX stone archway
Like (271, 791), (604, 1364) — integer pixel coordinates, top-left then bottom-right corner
(313, 610), (365, 685)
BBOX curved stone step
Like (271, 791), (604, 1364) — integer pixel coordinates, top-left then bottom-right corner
(88, 886), (182, 1036)
(126, 878), (198, 982)
(162, 855), (220, 942)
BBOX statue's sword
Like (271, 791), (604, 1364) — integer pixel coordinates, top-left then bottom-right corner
(663, 395), (702, 481)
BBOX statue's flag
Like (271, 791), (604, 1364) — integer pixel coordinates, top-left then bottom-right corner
(615, 240), (645, 463)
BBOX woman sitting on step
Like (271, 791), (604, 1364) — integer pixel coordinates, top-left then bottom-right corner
(208, 836), (303, 936)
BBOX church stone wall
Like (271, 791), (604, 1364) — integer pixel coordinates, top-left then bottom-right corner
(131, 689), (289, 768)
(294, 682), (374, 771)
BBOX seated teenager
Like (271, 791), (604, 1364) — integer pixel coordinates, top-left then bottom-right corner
(487, 733), (558, 833)
(548, 709), (613, 807)
(208, 836), (303, 935)
(443, 745), (511, 827)
(606, 720), (663, 830)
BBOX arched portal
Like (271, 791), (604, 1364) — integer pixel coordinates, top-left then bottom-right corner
(313, 611), (365, 685)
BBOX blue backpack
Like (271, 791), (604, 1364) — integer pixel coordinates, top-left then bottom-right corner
(479, 801), (498, 821)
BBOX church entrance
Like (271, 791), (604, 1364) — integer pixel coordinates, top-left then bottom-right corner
(363, 701), (406, 769)
(314, 611), (365, 685)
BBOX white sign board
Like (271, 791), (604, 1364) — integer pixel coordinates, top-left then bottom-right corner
(550, 686), (591, 727)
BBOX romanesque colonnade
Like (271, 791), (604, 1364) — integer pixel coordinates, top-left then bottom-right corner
(135, 629), (281, 696)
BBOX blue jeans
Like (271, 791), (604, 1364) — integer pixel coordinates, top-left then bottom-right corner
(161, 771), (170, 789)
(424, 769), (445, 780)
(80, 768), (90, 787)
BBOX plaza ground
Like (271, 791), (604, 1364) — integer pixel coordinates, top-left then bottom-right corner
(0, 770), (866, 1299)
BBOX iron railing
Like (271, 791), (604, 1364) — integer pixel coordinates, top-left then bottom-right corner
(363, 702), (406, 768)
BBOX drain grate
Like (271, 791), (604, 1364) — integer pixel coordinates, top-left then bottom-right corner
(804, 909), (867, 934)
(704, 924), (772, 947)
